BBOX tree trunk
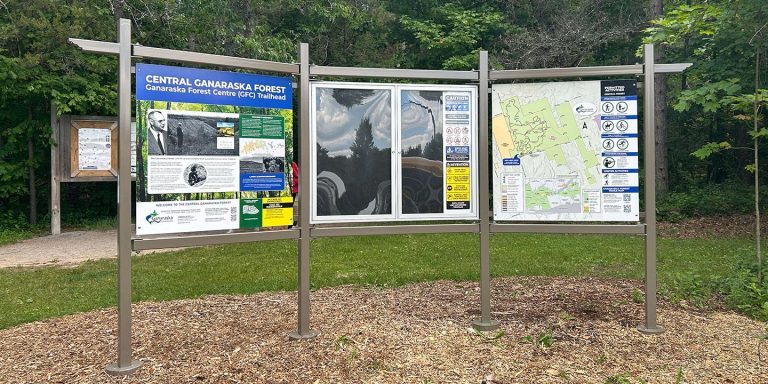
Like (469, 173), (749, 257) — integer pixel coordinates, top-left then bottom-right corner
(651, 0), (669, 195)
(28, 105), (37, 225)
(755, 50), (762, 284)
(111, 0), (125, 19)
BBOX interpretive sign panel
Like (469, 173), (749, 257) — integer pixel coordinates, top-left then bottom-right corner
(311, 82), (478, 224)
(135, 64), (293, 235)
(491, 80), (639, 222)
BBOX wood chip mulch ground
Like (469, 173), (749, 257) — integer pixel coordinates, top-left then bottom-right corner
(1, 276), (766, 383)
(657, 214), (768, 239)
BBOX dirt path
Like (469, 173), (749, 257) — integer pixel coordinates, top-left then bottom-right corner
(0, 231), (118, 268)
(0, 277), (765, 383)
(0, 231), (179, 268)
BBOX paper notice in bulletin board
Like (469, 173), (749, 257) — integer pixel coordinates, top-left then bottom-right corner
(78, 128), (112, 170)
(68, 119), (118, 178)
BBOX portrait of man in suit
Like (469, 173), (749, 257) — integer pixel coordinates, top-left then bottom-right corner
(147, 110), (171, 156)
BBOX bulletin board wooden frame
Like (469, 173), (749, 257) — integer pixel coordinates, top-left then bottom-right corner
(69, 119), (119, 178)
(56, 115), (122, 182)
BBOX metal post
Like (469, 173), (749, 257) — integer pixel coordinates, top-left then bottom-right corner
(106, 18), (143, 375)
(50, 101), (61, 236)
(289, 42), (318, 340)
(638, 44), (665, 335)
(472, 51), (499, 331)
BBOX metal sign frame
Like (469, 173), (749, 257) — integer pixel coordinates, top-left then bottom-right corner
(67, 18), (688, 376)
(487, 45), (668, 335)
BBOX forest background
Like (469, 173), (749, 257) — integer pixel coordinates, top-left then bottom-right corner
(0, 0), (766, 230)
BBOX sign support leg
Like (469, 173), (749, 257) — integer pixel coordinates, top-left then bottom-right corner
(289, 42), (318, 340)
(638, 43), (665, 335)
(472, 50), (499, 331)
(106, 18), (143, 375)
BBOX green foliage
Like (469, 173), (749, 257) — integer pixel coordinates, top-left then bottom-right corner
(0, 0), (118, 223)
(0, 0), (764, 231)
(596, 354), (607, 365)
(690, 141), (733, 160)
(470, 328), (506, 343)
(718, 259), (768, 320)
(676, 368), (685, 384)
(673, 79), (741, 113)
(334, 334), (354, 351)
(521, 331), (554, 348)
(604, 372), (650, 384)
(657, 183), (765, 222)
(724, 90), (768, 114)
(658, 254), (768, 320)
(660, 271), (715, 308)
(399, 3), (503, 69)
(686, 88), (767, 175)
(642, 4), (723, 49)
(604, 373), (634, 384)
(0, 211), (47, 246)
(643, 0), (768, 189)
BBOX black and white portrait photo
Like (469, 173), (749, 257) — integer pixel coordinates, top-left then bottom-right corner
(147, 110), (174, 155)
(146, 109), (239, 157)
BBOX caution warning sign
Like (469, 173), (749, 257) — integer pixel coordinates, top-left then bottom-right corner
(262, 196), (294, 227)
(446, 162), (470, 210)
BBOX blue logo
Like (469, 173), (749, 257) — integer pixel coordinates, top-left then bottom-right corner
(503, 155), (521, 166)
(145, 210), (172, 224)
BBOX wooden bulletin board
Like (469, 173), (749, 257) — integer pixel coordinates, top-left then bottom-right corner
(69, 119), (119, 178)
(57, 115), (127, 182)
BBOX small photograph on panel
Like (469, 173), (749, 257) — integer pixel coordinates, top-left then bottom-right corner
(183, 163), (207, 187)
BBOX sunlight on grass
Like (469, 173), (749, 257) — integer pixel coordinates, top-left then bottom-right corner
(0, 233), (755, 329)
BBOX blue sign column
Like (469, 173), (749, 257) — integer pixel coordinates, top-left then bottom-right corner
(599, 80), (639, 219)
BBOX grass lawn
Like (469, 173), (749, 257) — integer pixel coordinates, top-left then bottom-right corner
(0, 233), (756, 330)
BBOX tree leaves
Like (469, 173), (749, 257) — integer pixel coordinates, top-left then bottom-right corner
(397, 2), (502, 70)
(673, 79), (742, 113)
(691, 141), (733, 160)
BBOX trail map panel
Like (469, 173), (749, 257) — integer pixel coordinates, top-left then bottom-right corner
(492, 80), (639, 222)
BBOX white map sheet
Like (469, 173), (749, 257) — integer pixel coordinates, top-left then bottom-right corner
(492, 80), (639, 222)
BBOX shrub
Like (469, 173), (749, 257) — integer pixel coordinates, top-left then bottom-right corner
(718, 259), (768, 321)
(657, 183), (768, 222)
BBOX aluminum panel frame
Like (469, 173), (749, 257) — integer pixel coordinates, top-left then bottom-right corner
(311, 65), (478, 81)
(311, 223), (480, 238)
(490, 223), (646, 234)
(133, 46), (299, 74)
(132, 229), (300, 251)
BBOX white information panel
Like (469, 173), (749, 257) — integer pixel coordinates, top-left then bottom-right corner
(492, 80), (640, 222)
